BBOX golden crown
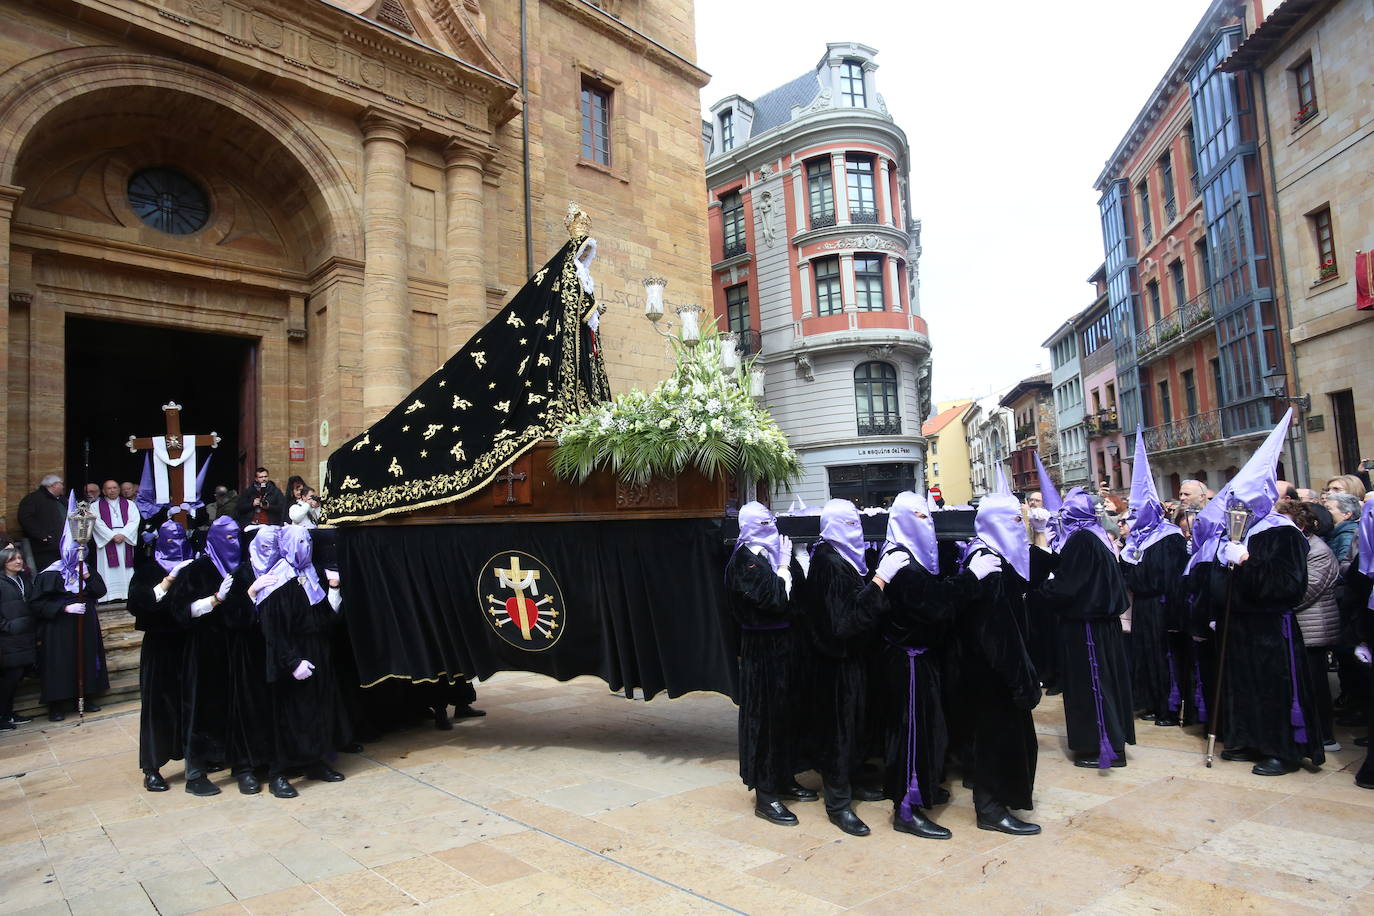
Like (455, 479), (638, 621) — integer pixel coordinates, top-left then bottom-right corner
(564, 202), (592, 239)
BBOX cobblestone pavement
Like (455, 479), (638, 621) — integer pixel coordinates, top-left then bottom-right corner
(3, 671), (1373, 915)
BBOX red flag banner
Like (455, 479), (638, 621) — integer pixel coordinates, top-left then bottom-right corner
(1357, 250), (1374, 310)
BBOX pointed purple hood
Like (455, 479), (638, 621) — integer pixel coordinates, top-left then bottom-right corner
(43, 491), (83, 594)
(971, 493), (1030, 580)
(734, 501), (783, 571)
(1061, 487), (1119, 554)
(1123, 426), (1182, 564)
(884, 491), (939, 575)
(819, 498), (867, 573)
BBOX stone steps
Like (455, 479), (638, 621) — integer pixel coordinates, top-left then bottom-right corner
(13, 602), (145, 718)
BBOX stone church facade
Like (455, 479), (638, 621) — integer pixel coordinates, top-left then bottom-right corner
(0, 0), (710, 520)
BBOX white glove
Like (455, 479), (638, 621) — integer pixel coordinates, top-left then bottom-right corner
(325, 569), (340, 588)
(968, 553), (1002, 580)
(327, 589), (342, 612)
(874, 550), (910, 584)
(216, 575), (234, 600)
(190, 597), (214, 618)
(250, 573), (283, 597)
(1218, 541), (1249, 566)
(64, 602), (86, 614)
(1029, 507), (1051, 532)
(776, 564), (793, 597)
(1356, 644), (1372, 665)
(170, 559), (193, 577)
(793, 544), (810, 576)
(586, 309), (600, 333)
(292, 660), (315, 681)
(777, 537), (793, 572)
(1209, 620), (1218, 631)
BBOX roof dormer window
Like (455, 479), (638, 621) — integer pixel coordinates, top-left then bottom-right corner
(719, 108), (735, 152)
(840, 60), (866, 107)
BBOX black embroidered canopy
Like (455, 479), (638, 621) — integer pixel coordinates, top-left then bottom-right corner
(322, 234), (611, 524)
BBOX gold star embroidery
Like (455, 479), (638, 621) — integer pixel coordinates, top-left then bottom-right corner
(488, 382), (496, 389)
(388, 456), (403, 477)
(547, 333), (555, 340)
(401, 425), (410, 432)
(506, 313), (525, 328)
(404, 400), (425, 414)
(374, 444), (383, 452)
(438, 380), (446, 387)
(420, 450), (428, 458)
(471, 351), (487, 368)
(451, 425), (461, 432)
(519, 338), (528, 345)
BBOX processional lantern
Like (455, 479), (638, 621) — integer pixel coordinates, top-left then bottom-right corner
(67, 501), (96, 546)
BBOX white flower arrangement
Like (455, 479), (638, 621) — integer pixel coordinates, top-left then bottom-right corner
(552, 329), (801, 487)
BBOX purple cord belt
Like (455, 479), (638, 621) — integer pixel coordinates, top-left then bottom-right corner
(887, 638), (929, 818)
(1280, 613), (1309, 745)
(1084, 621), (1117, 769)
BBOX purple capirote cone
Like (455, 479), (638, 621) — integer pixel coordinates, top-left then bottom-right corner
(154, 520), (193, 573)
(884, 491), (939, 575)
(43, 490), (83, 594)
(1123, 427), (1181, 563)
(248, 526), (282, 577)
(279, 525), (326, 604)
(1227, 408), (1293, 525)
(820, 498), (867, 573)
(1060, 487), (1119, 554)
(206, 515), (241, 578)
(735, 501), (783, 570)
(973, 493), (1030, 580)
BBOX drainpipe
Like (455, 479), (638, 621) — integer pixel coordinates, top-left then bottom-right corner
(1255, 67), (1310, 486)
(520, 0), (534, 276)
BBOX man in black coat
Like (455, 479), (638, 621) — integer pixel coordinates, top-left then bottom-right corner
(18, 474), (67, 572)
(235, 467), (285, 529)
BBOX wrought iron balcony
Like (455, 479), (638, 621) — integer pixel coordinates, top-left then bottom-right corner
(858, 418), (902, 436)
(722, 240), (748, 259)
(1085, 409), (1120, 437)
(1142, 223), (1154, 246)
(1164, 197), (1177, 223)
(849, 209), (879, 225)
(1140, 408), (1223, 453)
(1015, 424), (1036, 444)
(810, 210), (837, 230)
(733, 328), (762, 357)
(1134, 291), (1213, 362)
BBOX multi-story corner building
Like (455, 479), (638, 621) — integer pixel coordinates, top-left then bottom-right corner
(1079, 265), (1131, 491)
(1222, 0), (1374, 482)
(1043, 311), (1091, 491)
(963, 395), (1013, 500)
(1095, 0), (1294, 497)
(1001, 374), (1056, 492)
(922, 399), (975, 506)
(703, 43), (931, 509)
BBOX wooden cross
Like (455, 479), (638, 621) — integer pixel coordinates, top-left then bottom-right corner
(126, 401), (221, 528)
(494, 467), (528, 505)
(495, 555), (540, 641)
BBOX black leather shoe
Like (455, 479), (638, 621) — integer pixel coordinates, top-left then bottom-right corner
(305, 763), (345, 782)
(781, 782), (819, 801)
(269, 776), (298, 798)
(1251, 757), (1299, 776)
(754, 800), (798, 826)
(1153, 717), (1180, 727)
(84, 702), (102, 713)
(893, 810), (952, 840)
(1355, 736), (1369, 748)
(1074, 756), (1127, 768)
(453, 705), (486, 719)
(1219, 747), (1256, 762)
(1138, 711), (1156, 721)
(932, 786), (951, 806)
(827, 808), (870, 836)
(977, 812), (1041, 835)
(185, 776), (221, 797)
(8, 713), (33, 725)
(1045, 685), (1062, 697)
(48, 710), (65, 722)
(236, 773), (261, 795)
(0, 717), (15, 731)
(433, 708), (453, 730)
(1355, 778), (1374, 790)
(853, 786), (885, 802)
(143, 771), (168, 792)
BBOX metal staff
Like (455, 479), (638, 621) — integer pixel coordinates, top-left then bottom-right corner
(67, 502), (97, 719)
(1205, 502), (1251, 767)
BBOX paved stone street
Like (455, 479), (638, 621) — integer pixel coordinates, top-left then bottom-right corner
(3, 671), (1373, 915)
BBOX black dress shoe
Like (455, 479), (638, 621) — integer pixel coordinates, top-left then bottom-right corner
(84, 702), (102, 713)
(754, 800), (798, 826)
(1355, 736), (1369, 748)
(1355, 778), (1374, 790)
(827, 808), (870, 836)
(433, 708), (453, 730)
(1251, 758), (1299, 776)
(893, 810), (952, 840)
(0, 717), (15, 731)
(305, 763), (345, 782)
(8, 713), (33, 725)
(1045, 686), (1062, 696)
(853, 786), (885, 802)
(185, 776), (221, 797)
(1138, 711), (1156, 721)
(977, 812), (1041, 835)
(1219, 747), (1256, 762)
(1153, 717), (1180, 727)
(269, 776), (298, 798)
(143, 771), (168, 792)
(781, 782), (819, 801)
(236, 773), (261, 795)
(453, 705), (486, 719)
(1074, 756), (1127, 768)
(932, 786), (951, 806)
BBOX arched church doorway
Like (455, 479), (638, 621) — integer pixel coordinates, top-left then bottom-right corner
(65, 316), (255, 499)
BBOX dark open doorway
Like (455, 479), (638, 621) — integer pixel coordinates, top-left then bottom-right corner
(65, 317), (255, 500)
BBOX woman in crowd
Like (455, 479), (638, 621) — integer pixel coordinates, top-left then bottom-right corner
(0, 545), (38, 729)
(1280, 499), (1342, 752)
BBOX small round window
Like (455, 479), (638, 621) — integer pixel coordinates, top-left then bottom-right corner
(127, 167), (210, 235)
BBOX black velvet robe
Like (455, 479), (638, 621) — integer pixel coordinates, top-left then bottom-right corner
(1122, 534), (1190, 720)
(259, 579), (351, 769)
(1039, 531), (1135, 760)
(726, 548), (807, 794)
(1345, 568), (1374, 785)
(1207, 526), (1324, 765)
(879, 554), (958, 811)
(167, 557), (233, 765)
(128, 561), (185, 772)
(31, 569), (109, 705)
(1183, 558), (1218, 727)
(1024, 545), (1060, 691)
(956, 551), (1041, 810)
(805, 543), (888, 791)
(218, 564), (273, 769)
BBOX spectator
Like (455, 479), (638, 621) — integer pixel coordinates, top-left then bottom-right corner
(1327, 475), (1368, 501)
(1178, 479), (1208, 510)
(207, 485), (238, 521)
(83, 483), (100, 503)
(288, 487), (321, 528)
(1326, 493), (1362, 567)
(1280, 499), (1342, 751)
(17, 474), (66, 572)
(235, 467), (285, 528)
(120, 481), (139, 500)
(0, 545), (38, 729)
(286, 475), (307, 502)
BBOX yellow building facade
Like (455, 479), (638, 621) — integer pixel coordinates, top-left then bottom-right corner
(922, 398), (973, 506)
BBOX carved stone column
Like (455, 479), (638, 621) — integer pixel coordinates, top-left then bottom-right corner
(360, 111), (416, 423)
(887, 256), (902, 312)
(877, 159), (894, 227)
(798, 258), (813, 318)
(840, 253), (857, 313)
(831, 152), (849, 225)
(443, 140), (488, 355)
(0, 185), (20, 518)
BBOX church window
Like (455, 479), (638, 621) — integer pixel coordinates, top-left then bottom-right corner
(814, 256), (842, 315)
(581, 81), (612, 166)
(127, 167), (210, 235)
(854, 255), (885, 311)
(840, 59), (867, 107)
(855, 362), (901, 436)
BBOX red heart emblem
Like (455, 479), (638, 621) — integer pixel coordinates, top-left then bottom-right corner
(505, 595), (536, 632)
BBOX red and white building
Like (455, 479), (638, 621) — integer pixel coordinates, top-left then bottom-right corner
(703, 43), (931, 508)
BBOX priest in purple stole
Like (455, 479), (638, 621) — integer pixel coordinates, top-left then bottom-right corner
(92, 479), (140, 601)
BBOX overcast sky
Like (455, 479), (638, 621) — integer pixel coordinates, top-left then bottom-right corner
(694, 0), (1259, 406)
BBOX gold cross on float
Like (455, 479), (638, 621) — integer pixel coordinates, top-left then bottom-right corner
(495, 555), (541, 641)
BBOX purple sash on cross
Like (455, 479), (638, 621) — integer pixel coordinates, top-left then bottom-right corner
(98, 497), (135, 568)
